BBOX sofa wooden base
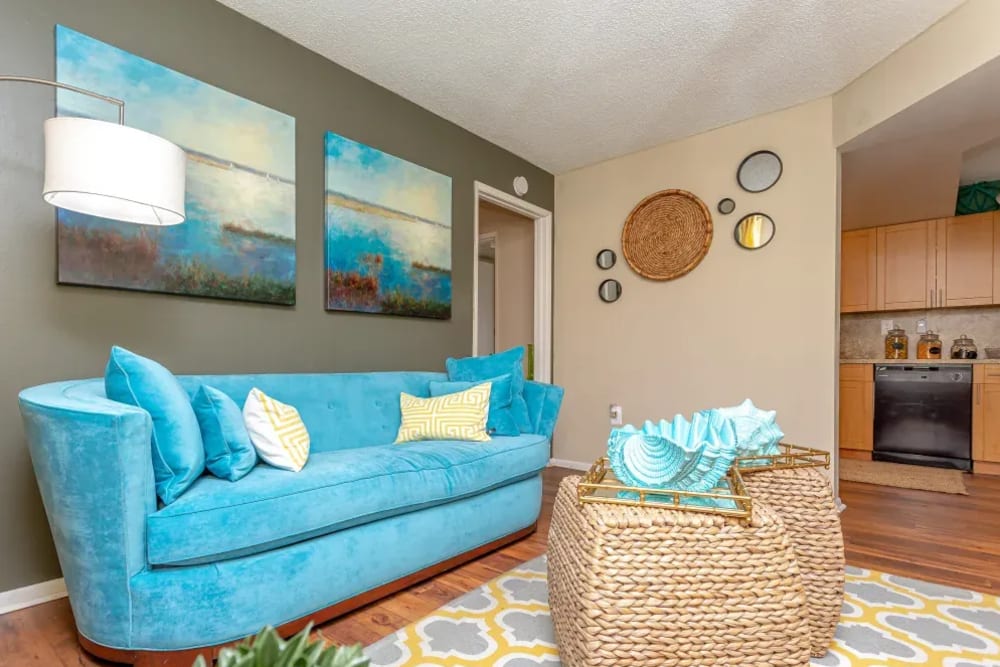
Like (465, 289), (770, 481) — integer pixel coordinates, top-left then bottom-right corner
(77, 522), (537, 666)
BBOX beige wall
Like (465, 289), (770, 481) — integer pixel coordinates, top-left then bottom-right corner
(479, 202), (534, 369)
(834, 0), (1000, 148)
(553, 98), (838, 463)
(841, 140), (960, 229)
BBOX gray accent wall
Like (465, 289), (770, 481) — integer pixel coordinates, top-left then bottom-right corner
(0, 0), (553, 592)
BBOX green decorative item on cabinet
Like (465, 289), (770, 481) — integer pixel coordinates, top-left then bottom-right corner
(193, 625), (369, 667)
(956, 180), (1000, 215)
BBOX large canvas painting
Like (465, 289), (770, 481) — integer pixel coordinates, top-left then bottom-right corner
(55, 25), (296, 305)
(325, 132), (452, 319)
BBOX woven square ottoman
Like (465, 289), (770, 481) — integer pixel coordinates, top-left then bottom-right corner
(548, 476), (810, 667)
(740, 466), (845, 657)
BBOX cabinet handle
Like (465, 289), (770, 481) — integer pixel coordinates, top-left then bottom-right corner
(930, 289), (934, 307)
(939, 288), (944, 307)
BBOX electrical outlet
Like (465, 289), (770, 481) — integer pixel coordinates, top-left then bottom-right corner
(609, 404), (623, 426)
(916, 318), (928, 334)
(881, 320), (895, 336)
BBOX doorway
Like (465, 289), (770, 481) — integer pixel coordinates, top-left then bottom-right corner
(472, 182), (553, 383)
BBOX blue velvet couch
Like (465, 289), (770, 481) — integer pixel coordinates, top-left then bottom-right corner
(19, 371), (563, 663)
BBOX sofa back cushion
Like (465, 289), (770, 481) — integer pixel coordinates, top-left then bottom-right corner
(177, 372), (444, 453)
(105, 346), (205, 504)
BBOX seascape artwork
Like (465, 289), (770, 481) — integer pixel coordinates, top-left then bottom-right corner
(55, 25), (296, 305)
(325, 132), (452, 319)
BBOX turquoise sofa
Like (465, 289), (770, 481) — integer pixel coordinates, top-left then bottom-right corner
(19, 371), (563, 662)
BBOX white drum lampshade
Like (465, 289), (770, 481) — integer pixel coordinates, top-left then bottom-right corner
(42, 117), (186, 225)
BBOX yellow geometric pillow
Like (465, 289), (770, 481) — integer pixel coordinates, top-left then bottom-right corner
(243, 388), (310, 471)
(395, 382), (492, 443)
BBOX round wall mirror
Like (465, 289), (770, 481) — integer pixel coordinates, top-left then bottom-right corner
(734, 213), (776, 250)
(598, 279), (622, 303)
(596, 248), (617, 269)
(737, 150), (782, 193)
(717, 198), (735, 215)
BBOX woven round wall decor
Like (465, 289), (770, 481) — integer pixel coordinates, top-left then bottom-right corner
(621, 189), (713, 280)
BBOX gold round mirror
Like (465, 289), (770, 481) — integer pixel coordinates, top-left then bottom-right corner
(734, 213), (775, 250)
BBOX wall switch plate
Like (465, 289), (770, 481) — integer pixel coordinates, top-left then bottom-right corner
(609, 404), (623, 426)
(881, 320), (895, 335)
(916, 318), (928, 334)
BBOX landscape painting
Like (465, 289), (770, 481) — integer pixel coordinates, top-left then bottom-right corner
(325, 132), (452, 319)
(55, 25), (296, 305)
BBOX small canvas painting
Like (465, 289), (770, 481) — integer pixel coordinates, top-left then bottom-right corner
(55, 25), (296, 305)
(325, 132), (452, 319)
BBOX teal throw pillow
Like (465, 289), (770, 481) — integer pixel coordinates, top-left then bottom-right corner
(192, 385), (257, 481)
(445, 346), (531, 433)
(104, 346), (204, 504)
(429, 374), (519, 436)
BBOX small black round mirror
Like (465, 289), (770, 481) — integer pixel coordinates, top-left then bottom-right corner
(598, 279), (622, 303)
(596, 249), (617, 270)
(734, 212), (776, 250)
(717, 198), (735, 215)
(737, 150), (782, 193)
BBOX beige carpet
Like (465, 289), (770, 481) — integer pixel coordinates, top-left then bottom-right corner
(840, 459), (967, 494)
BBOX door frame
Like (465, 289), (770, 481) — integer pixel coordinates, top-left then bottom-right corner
(476, 232), (499, 355)
(472, 182), (553, 383)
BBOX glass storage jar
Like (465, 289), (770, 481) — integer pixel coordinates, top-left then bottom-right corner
(917, 332), (943, 360)
(950, 334), (978, 359)
(884, 328), (908, 359)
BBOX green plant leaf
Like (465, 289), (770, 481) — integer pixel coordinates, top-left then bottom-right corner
(254, 627), (281, 667)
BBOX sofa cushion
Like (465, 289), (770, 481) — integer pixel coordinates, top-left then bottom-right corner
(146, 433), (550, 566)
(105, 346), (204, 505)
(429, 374), (519, 436)
(192, 385), (257, 482)
(446, 347), (532, 432)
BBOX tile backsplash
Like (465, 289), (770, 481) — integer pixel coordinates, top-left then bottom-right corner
(841, 307), (1000, 359)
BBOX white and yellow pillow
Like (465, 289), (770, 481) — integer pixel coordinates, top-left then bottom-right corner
(243, 388), (310, 471)
(395, 382), (492, 443)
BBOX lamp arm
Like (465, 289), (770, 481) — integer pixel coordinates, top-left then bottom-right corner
(0, 75), (125, 124)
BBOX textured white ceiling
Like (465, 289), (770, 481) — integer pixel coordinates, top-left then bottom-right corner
(218, 0), (963, 173)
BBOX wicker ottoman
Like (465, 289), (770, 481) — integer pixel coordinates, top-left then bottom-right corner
(548, 476), (810, 667)
(740, 466), (845, 657)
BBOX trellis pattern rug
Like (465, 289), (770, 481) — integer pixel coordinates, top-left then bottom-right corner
(364, 556), (1000, 666)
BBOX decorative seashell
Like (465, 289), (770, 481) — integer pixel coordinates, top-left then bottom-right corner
(607, 410), (738, 493)
(712, 399), (784, 460)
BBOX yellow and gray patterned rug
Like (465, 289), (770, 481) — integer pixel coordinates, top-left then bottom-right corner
(365, 556), (1000, 666)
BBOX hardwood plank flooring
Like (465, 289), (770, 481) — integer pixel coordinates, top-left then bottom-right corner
(2, 466), (998, 665)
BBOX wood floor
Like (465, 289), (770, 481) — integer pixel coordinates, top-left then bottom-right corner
(3, 466), (999, 665)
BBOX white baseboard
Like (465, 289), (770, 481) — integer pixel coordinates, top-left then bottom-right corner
(548, 457), (591, 471)
(0, 577), (67, 616)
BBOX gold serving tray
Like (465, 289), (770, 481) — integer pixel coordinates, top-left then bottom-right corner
(577, 457), (753, 521)
(735, 442), (831, 474)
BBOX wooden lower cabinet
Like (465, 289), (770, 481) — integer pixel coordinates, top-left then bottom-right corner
(972, 366), (1000, 475)
(839, 364), (873, 459)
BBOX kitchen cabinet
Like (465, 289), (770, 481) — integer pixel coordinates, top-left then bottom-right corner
(972, 366), (1000, 475)
(875, 220), (935, 311)
(839, 364), (873, 458)
(841, 229), (877, 313)
(937, 212), (994, 308)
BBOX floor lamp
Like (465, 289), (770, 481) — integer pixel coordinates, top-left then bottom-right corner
(1, 75), (186, 225)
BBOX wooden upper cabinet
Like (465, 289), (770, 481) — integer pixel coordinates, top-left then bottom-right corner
(994, 211), (1000, 305)
(876, 221), (934, 311)
(937, 212), (994, 308)
(840, 229), (877, 313)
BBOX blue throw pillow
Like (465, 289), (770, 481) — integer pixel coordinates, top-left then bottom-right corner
(104, 346), (204, 504)
(429, 374), (519, 436)
(446, 346), (532, 433)
(192, 385), (257, 481)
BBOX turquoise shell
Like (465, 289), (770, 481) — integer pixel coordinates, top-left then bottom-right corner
(607, 410), (738, 493)
(712, 399), (784, 462)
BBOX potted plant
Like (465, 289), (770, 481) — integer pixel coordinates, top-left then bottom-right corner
(193, 625), (370, 667)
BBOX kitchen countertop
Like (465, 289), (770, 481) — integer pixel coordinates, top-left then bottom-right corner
(841, 358), (1000, 365)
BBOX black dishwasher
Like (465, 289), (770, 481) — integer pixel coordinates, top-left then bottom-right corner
(873, 365), (972, 471)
